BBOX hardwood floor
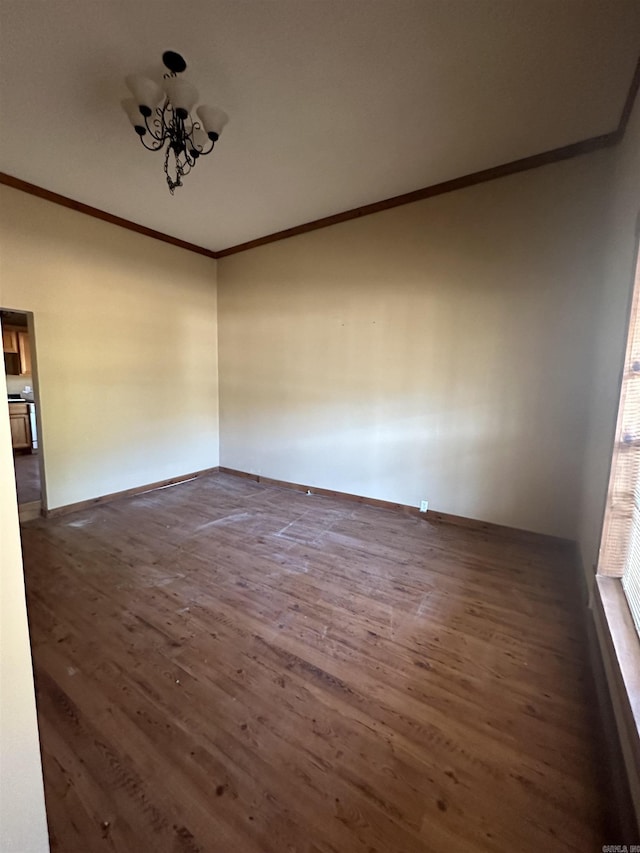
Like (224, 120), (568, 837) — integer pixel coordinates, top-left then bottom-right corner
(21, 472), (607, 852)
(14, 448), (40, 504)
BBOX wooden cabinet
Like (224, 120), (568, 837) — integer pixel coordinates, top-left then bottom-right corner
(18, 331), (31, 375)
(2, 326), (31, 375)
(2, 328), (18, 353)
(9, 402), (31, 450)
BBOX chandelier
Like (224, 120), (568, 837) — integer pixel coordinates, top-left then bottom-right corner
(122, 51), (228, 194)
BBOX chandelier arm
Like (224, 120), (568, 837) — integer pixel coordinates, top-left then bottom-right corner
(197, 137), (216, 157)
(138, 133), (166, 152)
(188, 120), (215, 157)
(142, 105), (166, 142)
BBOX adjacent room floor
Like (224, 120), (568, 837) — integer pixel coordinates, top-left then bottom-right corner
(14, 449), (40, 504)
(21, 472), (607, 852)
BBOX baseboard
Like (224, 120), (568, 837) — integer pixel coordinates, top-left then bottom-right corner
(220, 466), (421, 513)
(424, 508), (572, 548)
(44, 467), (220, 518)
(218, 467), (569, 548)
(44, 465), (573, 547)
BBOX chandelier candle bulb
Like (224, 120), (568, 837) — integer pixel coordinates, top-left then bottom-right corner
(190, 127), (211, 158)
(121, 98), (147, 135)
(163, 78), (199, 119)
(196, 105), (229, 140)
(125, 74), (164, 115)
(122, 51), (229, 194)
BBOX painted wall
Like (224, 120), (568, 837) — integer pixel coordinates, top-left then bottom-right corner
(218, 153), (611, 538)
(0, 185), (219, 509)
(0, 367), (49, 853)
(577, 97), (640, 581)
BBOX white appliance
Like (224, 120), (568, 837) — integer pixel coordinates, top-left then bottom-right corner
(27, 401), (37, 450)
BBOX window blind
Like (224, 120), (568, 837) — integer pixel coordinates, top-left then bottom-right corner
(599, 247), (640, 637)
(622, 484), (640, 635)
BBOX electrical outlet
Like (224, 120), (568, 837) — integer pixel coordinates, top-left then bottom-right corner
(420, 499), (429, 513)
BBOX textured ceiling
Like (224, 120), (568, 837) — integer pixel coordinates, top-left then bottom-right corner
(1, 0), (639, 252)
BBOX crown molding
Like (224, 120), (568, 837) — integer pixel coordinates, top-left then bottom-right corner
(216, 131), (616, 257)
(218, 55), (640, 257)
(613, 54), (640, 143)
(0, 173), (218, 260)
(1, 56), (638, 260)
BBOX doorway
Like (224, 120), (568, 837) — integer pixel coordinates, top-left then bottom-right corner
(2, 309), (46, 520)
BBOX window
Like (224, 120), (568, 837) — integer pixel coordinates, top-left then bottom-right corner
(599, 240), (640, 637)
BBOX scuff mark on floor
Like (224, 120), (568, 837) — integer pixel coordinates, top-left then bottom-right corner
(195, 512), (253, 531)
(416, 593), (430, 616)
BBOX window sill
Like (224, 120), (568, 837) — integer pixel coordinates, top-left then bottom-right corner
(594, 575), (640, 812)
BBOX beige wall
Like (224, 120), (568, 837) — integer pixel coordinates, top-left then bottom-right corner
(218, 153), (611, 538)
(0, 370), (49, 852)
(578, 98), (640, 581)
(0, 186), (219, 509)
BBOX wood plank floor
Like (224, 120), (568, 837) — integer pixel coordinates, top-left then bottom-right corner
(14, 448), (41, 504)
(21, 472), (607, 852)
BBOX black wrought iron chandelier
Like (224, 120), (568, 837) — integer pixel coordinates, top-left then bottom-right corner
(122, 51), (228, 194)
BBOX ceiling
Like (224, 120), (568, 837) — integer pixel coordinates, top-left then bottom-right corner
(1, 1), (639, 253)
